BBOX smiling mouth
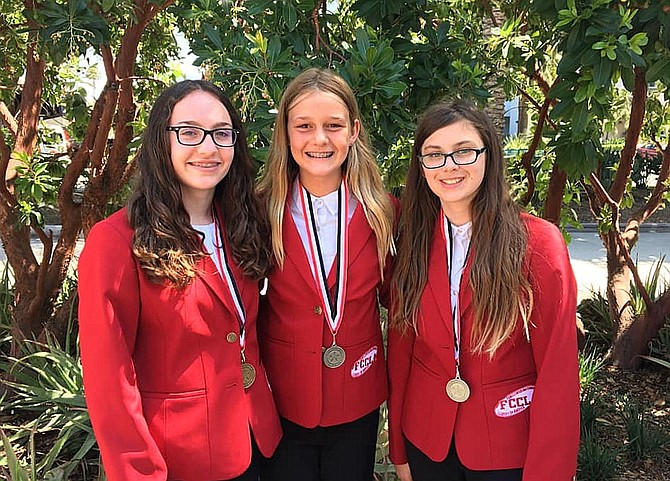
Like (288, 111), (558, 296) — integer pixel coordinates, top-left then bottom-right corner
(189, 161), (221, 168)
(306, 152), (334, 158)
(441, 178), (464, 185)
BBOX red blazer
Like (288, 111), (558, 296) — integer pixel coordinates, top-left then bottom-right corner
(78, 209), (281, 481)
(388, 213), (579, 480)
(259, 200), (392, 427)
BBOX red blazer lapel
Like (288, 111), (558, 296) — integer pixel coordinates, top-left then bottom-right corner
(199, 256), (241, 319)
(198, 221), (250, 320)
(325, 203), (372, 289)
(459, 252), (474, 318)
(283, 202), (319, 291)
(425, 217), (456, 346)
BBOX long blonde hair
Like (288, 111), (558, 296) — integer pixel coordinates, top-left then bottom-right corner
(391, 100), (533, 357)
(257, 68), (395, 274)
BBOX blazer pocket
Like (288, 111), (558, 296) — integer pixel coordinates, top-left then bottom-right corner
(481, 373), (535, 466)
(411, 352), (442, 379)
(142, 389), (211, 477)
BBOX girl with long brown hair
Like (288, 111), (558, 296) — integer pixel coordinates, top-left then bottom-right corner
(388, 100), (579, 481)
(78, 80), (281, 481)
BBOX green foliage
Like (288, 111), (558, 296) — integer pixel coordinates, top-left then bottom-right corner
(12, 151), (68, 227)
(577, 431), (619, 481)
(580, 386), (603, 436)
(621, 396), (670, 461)
(628, 256), (670, 317)
(28, 0), (111, 65)
(0, 427), (31, 481)
(0, 263), (15, 357)
(176, 0), (490, 186)
(0, 335), (96, 479)
(577, 290), (613, 354)
(579, 348), (606, 388)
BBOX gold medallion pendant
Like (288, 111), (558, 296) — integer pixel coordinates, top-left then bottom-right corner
(446, 377), (470, 403)
(323, 344), (346, 369)
(241, 362), (256, 389)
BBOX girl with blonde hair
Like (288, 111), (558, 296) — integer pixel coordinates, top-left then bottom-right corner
(257, 68), (396, 481)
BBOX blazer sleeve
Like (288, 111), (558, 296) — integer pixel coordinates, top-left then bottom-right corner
(523, 221), (580, 481)
(78, 221), (168, 481)
(387, 324), (415, 465)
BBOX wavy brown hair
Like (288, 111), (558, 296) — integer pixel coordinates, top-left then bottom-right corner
(128, 80), (272, 287)
(391, 100), (533, 356)
(257, 68), (395, 275)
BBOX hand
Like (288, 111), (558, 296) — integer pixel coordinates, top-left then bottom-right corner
(394, 463), (413, 481)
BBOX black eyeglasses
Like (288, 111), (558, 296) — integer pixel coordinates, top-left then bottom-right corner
(418, 147), (487, 169)
(167, 126), (239, 148)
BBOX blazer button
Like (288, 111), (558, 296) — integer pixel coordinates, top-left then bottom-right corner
(226, 332), (238, 343)
(313, 305), (323, 315)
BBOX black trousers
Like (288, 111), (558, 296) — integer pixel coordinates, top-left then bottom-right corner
(405, 439), (523, 481)
(263, 408), (380, 481)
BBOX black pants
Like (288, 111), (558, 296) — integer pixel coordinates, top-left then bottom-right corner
(264, 408), (380, 481)
(405, 439), (523, 481)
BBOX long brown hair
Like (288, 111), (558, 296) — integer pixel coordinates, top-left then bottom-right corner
(257, 68), (395, 274)
(128, 80), (272, 287)
(391, 100), (532, 356)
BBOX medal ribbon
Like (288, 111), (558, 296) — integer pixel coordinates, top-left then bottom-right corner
(213, 213), (247, 353)
(298, 180), (349, 339)
(442, 216), (471, 377)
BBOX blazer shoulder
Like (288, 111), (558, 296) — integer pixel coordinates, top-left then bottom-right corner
(521, 212), (564, 247)
(86, 208), (133, 248)
(520, 212), (571, 275)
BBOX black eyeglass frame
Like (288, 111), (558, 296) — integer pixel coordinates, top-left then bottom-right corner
(166, 126), (239, 148)
(418, 146), (487, 169)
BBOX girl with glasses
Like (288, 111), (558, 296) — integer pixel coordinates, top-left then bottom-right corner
(256, 68), (397, 481)
(78, 80), (281, 481)
(388, 100), (579, 481)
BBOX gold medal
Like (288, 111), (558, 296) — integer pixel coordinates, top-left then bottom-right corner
(323, 344), (346, 369)
(241, 362), (256, 389)
(446, 377), (470, 402)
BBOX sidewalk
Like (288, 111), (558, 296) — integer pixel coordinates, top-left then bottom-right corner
(567, 227), (670, 301)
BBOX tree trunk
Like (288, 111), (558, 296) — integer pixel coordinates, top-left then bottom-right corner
(2, 0), (173, 350)
(543, 163), (567, 225)
(610, 144), (670, 369)
(482, 6), (506, 139)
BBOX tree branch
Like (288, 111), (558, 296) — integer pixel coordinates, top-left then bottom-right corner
(610, 67), (647, 202)
(589, 173), (652, 310)
(520, 90), (554, 206)
(0, 101), (18, 134)
(310, 0), (346, 62)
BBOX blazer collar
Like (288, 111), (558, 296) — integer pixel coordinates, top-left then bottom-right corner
(283, 199), (373, 290)
(198, 224), (248, 320)
(426, 216), (474, 337)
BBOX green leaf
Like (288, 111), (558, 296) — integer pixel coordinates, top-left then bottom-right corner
(574, 86), (588, 103)
(204, 24), (223, 51)
(572, 100), (590, 134)
(646, 58), (670, 83)
(621, 67), (635, 90)
(378, 80), (406, 98)
(593, 56), (612, 87)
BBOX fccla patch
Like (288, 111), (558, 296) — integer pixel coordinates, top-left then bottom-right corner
(494, 385), (534, 418)
(351, 346), (378, 378)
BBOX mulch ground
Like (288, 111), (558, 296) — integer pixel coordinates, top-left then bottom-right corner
(588, 363), (670, 481)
